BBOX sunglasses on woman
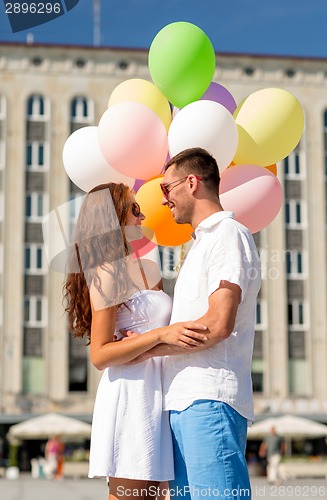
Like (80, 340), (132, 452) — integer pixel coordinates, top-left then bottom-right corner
(132, 202), (141, 218)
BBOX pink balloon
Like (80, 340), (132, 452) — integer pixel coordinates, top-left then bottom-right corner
(130, 236), (157, 258)
(200, 82), (237, 114)
(220, 165), (283, 233)
(98, 102), (168, 180)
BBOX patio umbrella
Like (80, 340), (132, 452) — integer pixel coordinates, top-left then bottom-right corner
(247, 414), (327, 457)
(247, 414), (327, 439)
(7, 413), (92, 442)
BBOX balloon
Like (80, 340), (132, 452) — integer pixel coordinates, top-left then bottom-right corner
(229, 162), (277, 175)
(108, 78), (172, 132)
(265, 164), (277, 175)
(98, 102), (168, 180)
(200, 82), (237, 114)
(219, 165), (283, 233)
(133, 179), (146, 192)
(220, 164), (283, 233)
(172, 106), (179, 119)
(148, 22), (216, 108)
(130, 236), (157, 258)
(233, 88), (304, 166)
(136, 176), (193, 246)
(62, 126), (135, 192)
(168, 100), (238, 172)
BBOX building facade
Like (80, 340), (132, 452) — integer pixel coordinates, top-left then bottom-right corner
(0, 42), (327, 430)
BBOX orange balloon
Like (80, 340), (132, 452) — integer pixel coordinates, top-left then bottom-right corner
(136, 176), (193, 246)
(227, 162), (277, 176)
(265, 163), (277, 175)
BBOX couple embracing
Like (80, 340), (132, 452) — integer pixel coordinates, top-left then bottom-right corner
(64, 148), (261, 500)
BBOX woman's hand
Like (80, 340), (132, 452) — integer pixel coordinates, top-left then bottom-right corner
(122, 322), (208, 348)
(158, 321), (208, 348)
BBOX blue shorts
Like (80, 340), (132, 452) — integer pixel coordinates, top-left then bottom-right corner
(169, 400), (251, 500)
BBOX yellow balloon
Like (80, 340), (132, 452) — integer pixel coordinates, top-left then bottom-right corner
(136, 176), (193, 247)
(108, 79), (172, 132)
(233, 88), (304, 166)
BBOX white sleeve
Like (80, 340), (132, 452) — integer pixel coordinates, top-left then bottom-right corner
(207, 223), (255, 303)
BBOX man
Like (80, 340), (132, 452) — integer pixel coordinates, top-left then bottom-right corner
(259, 426), (284, 485)
(147, 147), (261, 499)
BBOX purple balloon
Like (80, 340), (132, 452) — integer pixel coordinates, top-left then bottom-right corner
(200, 82), (237, 114)
(133, 178), (146, 192)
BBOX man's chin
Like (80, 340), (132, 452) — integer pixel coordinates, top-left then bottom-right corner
(174, 216), (185, 225)
(171, 209), (187, 225)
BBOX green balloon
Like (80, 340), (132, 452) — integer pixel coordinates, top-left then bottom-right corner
(148, 22), (216, 109)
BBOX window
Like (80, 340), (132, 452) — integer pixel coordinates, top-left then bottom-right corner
(288, 300), (306, 327)
(68, 335), (88, 392)
(286, 250), (305, 277)
(252, 372), (264, 393)
(252, 330), (264, 393)
(285, 200), (306, 228)
(288, 330), (309, 395)
(283, 150), (303, 179)
(69, 193), (85, 222)
(253, 330), (263, 359)
(27, 95), (49, 119)
(24, 296), (47, 326)
(26, 142), (48, 169)
(23, 328), (43, 357)
(25, 244), (45, 273)
(255, 300), (266, 328)
(25, 193), (47, 220)
(159, 246), (179, 279)
(288, 331), (306, 359)
(70, 96), (94, 122)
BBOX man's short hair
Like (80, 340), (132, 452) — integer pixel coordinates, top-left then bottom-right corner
(165, 147), (220, 193)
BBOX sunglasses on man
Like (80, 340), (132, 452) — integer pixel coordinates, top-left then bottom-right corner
(160, 175), (202, 199)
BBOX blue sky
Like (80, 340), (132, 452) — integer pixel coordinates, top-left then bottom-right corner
(0, 0), (327, 58)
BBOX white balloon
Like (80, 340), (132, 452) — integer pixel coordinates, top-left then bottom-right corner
(63, 126), (135, 192)
(168, 100), (238, 172)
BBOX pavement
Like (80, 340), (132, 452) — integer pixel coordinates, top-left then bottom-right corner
(0, 475), (326, 500)
(0, 474), (107, 500)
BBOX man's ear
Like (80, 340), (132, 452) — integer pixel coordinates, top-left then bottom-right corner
(188, 175), (200, 192)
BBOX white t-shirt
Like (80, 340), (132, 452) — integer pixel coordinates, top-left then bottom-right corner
(163, 211), (261, 423)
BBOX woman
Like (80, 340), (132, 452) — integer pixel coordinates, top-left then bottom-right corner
(44, 435), (64, 479)
(63, 183), (208, 500)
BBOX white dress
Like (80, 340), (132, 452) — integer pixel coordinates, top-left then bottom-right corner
(88, 289), (174, 481)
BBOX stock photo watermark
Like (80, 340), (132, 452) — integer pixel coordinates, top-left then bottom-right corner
(116, 485), (251, 498)
(3, 0), (79, 32)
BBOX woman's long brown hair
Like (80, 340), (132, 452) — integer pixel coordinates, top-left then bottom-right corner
(63, 183), (135, 343)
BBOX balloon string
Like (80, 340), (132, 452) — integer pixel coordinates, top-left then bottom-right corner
(135, 250), (150, 290)
(174, 244), (185, 273)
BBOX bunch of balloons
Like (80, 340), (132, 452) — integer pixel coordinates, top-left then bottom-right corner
(63, 21), (304, 247)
